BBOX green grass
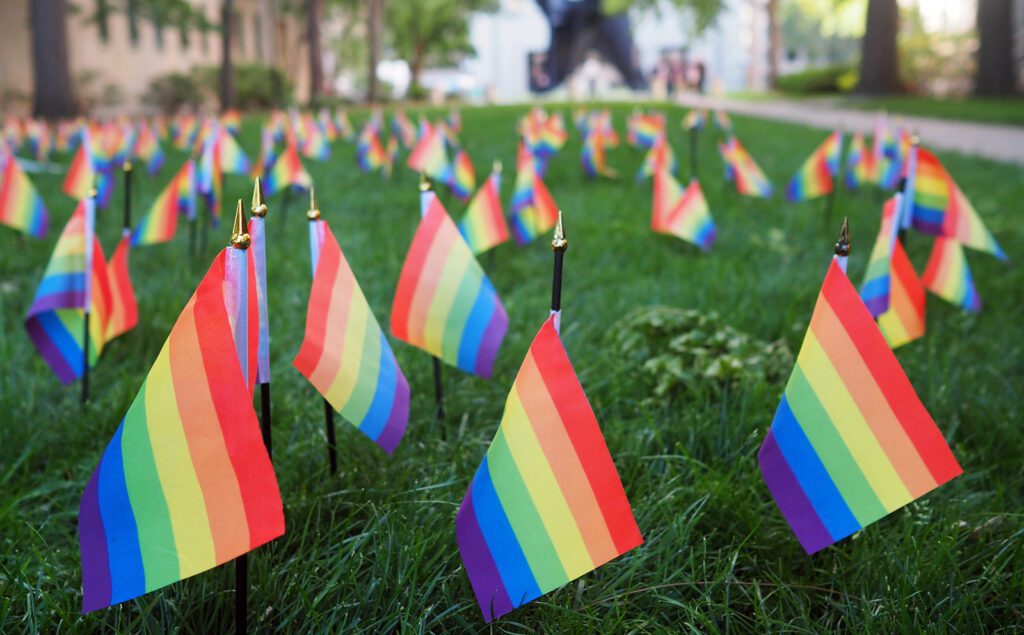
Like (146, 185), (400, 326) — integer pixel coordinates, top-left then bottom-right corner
(2, 104), (1023, 632)
(836, 95), (1024, 127)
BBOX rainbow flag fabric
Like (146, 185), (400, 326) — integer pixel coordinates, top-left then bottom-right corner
(63, 133), (98, 201)
(627, 112), (664, 148)
(263, 142), (313, 196)
(904, 147), (950, 235)
(636, 136), (676, 182)
(456, 315), (643, 622)
(407, 123), (452, 184)
(105, 232), (138, 342)
(786, 132), (841, 202)
(720, 137), (773, 198)
(356, 125), (385, 172)
(0, 155), (49, 238)
(860, 197), (901, 317)
(131, 161), (192, 246)
(25, 199), (112, 384)
(509, 145), (559, 246)
(653, 178), (716, 252)
(78, 248), (284, 612)
(581, 130), (617, 179)
(877, 240), (926, 349)
(942, 179), (1006, 261)
(391, 193), (508, 378)
(450, 149), (476, 201)
(844, 133), (872, 190)
(294, 220), (410, 453)
(651, 167), (685, 230)
(459, 167), (508, 254)
(922, 237), (981, 313)
(758, 258), (962, 554)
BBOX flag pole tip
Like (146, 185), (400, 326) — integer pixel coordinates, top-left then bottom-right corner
(307, 187), (321, 221)
(122, 160), (133, 172)
(251, 177), (267, 217)
(834, 217), (851, 257)
(552, 211), (567, 253)
(231, 200), (250, 249)
(419, 172), (430, 192)
(493, 159), (502, 174)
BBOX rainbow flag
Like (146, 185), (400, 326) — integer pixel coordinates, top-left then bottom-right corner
(712, 110), (732, 133)
(651, 167), (685, 230)
(758, 257), (962, 554)
(294, 220), (409, 453)
(653, 178), (716, 251)
(132, 161), (192, 246)
(391, 193), (508, 377)
(335, 111), (354, 141)
(786, 132), (841, 202)
(627, 112), (664, 148)
(941, 178), (1006, 261)
(720, 137), (773, 198)
(105, 232), (138, 341)
(356, 125), (386, 173)
(392, 111), (418, 148)
(0, 155), (49, 238)
(63, 132), (98, 200)
(300, 122), (331, 161)
(636, 136), (676, 182)
(921, 237), (981, 313)
(407, 123), (451, 184)
(860, 197), (901, 317)
(216, 126), (251, 175)
(903, 147), (950, 235)
(877, 240), (926, 349)
(248, 212), (271, 384)
(459, 166), (508, 254)
(252, 126), (278, 179)
(456, 315), (643, 622)
(78, 247), (284, 612)
(263, 142), (313, 196)
(581, 130), (617, 179)
(844, 133), (871, 190)
(24, 199), (113, 384)
(196, 133), (224, 220)
(683, 109), (706, 131)
(450, 149), (476, 201)
(509, 144), (559, 246)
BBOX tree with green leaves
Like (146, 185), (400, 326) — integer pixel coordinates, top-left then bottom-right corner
(386, 0), (498, 96)
(602, 0), (725, 34)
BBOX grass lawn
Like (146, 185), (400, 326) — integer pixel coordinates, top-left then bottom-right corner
(2, 104), (1022, 632)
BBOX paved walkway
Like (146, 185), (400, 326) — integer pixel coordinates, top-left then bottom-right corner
(676, 94), (1024, 166)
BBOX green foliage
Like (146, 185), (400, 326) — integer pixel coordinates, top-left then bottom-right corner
(775, 65), (858, 93)
(144, 64), (291, 113)
(602, 0), (726, 34)
(609, 306), (792, 402)
(142, 72), (203, 113)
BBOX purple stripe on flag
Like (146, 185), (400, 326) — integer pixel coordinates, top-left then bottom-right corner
(455, 490), (513, 622)
(474, 306), (509, 379)
(375, 371), (410, 455)
(79, 466), (112, 612)
(25, 317), (78, 384)
(758, 430), (834, 554)
(29, 291), (87, 315)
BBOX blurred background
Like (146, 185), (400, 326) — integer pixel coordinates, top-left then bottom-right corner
(1, 0), (1021, 117)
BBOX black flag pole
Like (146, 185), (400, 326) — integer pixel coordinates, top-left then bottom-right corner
(122, 160), (133, 230)
(306, 189), (338, 474)
(551, 210), (567, 314)
(228, 200), (252, 635)
(82, 182), (99, 404)
(689, 125), (699, 182)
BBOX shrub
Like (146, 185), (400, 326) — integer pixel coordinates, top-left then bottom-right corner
(143, 72), (204, 113)
(775, 65), (858, 94)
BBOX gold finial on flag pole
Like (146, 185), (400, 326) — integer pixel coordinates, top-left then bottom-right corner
(306, 187), (320, 221)
(834, 216), (851, 257)
(419, 172), (430, 192)
(551, 210), (567, 253)
(251, 177), (268, 217)
(231, 200), (250, 249)
(492, 159), (502, 174)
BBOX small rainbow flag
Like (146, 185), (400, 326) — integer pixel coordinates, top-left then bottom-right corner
(215, 126), (251, 175)
(407, 123), (451, 184)
(786, 132), (841, 202)
(63, 131), (98, 201)
(651, 166), (685, 229)
(196, 133), (224, 220)
(24, 199), (113, 384)
(720, 137), (773, 198)
(712, 110), (732, 133)
(860, 197), (901, 317)
(105, 232), (138, 341)
(509, 145), (559, 246)
(844, 133), (872, 190)
(758, 257), (962, 554)
(903, 147), (950, 235)
(459, 165), (508, 254)
(921, 236), (981, 313)
(263, 141), (313, 196)
(78, 247), (284, 612)
(294, 220), (410, 453)
(877, 240), (926, 349)
(0, 155), (49, 238)
(450, 149), (476, 201)
(392, 111), (418, 148)
(456, 315), (643, 622)
(132, 160), (193, 246)
(335, 111), (354, 141)
(581, 130), (617, 179)
(356, 125), (386, 173)
(636, 136), (676, 182)
(391, 193), (508, 378)
(653, 178), (716, 251)
(941, 177), (1006, 261)
(627, 112), (664, 148)
(683, 109), (706, 131)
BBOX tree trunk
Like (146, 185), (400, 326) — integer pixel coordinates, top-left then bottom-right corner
(30, 0), (77, 118)
(975, 0), (1018, 96)
(367, 0), (382, 103)
(767, 0), (780, 87)
(410, 42), (426, 96)
(220, 0), (235, 112)
(856, 0), (903, 95)
(307, 0), (324, 103)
